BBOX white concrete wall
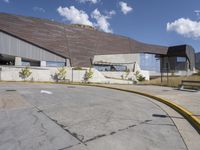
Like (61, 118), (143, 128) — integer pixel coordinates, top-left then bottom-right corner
(133, 63), (150, 80)
(0, 66), (134, 84)
(0, 66), (56, 82)
(69, 68), (134, 84)
(101, 71), (149, 81)
(71, 70), (86, 82)
(102, 78), (133, 84)
(140, 70), (150, 80)
(93, 54), (140, 71)
(101, 71), (136, 80)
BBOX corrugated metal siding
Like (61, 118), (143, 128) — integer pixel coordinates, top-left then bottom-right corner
(0, 31), (65, 62)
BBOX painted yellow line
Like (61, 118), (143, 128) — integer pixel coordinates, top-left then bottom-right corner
(92, 85), (200, 133)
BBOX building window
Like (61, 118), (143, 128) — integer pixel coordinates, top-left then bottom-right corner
(140, 53), (160, 72)
(177, 57), (186, 62)
(112, 65), (127, 71)
(94, 65), (111, 71)
(22, 61), (30, 66)
(46, 61), (65, 67)
(94, 65), (127, 72)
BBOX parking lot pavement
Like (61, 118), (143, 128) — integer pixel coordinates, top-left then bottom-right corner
(0, 83), (187, 150)
(0, 91), (80, 150)
(101, 84), (200, 119)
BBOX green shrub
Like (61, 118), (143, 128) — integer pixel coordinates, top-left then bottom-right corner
(134, 71), (145, 82)
(19, 67), (32, 81)
(56, 67), (67, 81)
(137, 74), (146, 82)
(84, 68), (93, 82)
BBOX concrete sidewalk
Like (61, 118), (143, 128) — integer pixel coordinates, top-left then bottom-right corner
(97, 84), (200, 150)
(100, 84), (200, 120)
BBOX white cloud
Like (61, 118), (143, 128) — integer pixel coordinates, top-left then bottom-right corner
(194, 10), (200, 16)
(3, 0), (9, 3)
(91, 9), (113, 33)
(194, 10), (200, 19)
(167, 18), (200, 38)
(57, 6), (93, 26)
(119, 1), (132, 15)
(105, 10), (116, 17)
(33, 7), (45, 13)
(76, 0), (99, 4)
(57, 6), (114, 33)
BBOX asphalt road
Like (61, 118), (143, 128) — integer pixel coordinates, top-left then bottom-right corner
(0, 83), (187, 150)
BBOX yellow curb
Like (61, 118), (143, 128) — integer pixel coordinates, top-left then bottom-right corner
(92, 85), (200, 133)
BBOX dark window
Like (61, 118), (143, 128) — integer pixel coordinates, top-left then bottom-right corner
(177, 57), (186, 62)
(46, 61), (65, 67)
(112, 65), (127, 71)
(94, 65), (127, 72)
(22, 61), (30, 66)
(94, 65), (111, 71)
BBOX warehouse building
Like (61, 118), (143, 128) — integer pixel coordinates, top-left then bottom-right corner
(0, 12), (196, 76)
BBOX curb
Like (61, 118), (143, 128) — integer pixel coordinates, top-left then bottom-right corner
(92, 85), (200, 134)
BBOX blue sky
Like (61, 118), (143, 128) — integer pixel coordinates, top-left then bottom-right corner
(1, 0), (200, 52)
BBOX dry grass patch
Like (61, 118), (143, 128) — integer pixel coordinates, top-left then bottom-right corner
(142, 75), (200, 87)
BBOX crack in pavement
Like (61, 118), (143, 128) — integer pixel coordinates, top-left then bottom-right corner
(36, 108), (155, 147)
(35, 109), (87, 146)
(63, 128), (85, 144)
(84, 134), (106, 143)
(82, 119), (153, 144)
(35, 108), (175, 148)
(57, 143), (82, 150)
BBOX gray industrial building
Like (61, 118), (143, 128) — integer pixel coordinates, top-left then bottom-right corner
(0, 12), (196, 74)
(196, 52), (200, 69)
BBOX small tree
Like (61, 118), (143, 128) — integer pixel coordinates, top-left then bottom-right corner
(56, 67), (67, 81)
(134, 71), (145, 82)
(84, 68), (93, 83)
(19, 67), (32, 81)
(137, 74), (146, 82)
